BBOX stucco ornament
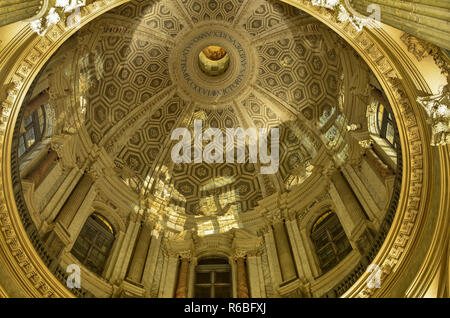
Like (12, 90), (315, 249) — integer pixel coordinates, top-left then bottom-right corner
(311, 0), (373, 31)
(417, 85), (450, 146)
(30, 0), (87, 36)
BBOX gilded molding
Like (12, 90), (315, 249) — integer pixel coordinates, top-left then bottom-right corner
(417, 84), (450, 146)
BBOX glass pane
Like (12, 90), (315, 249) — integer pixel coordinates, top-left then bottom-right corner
(386, 123), (395, 145)
(196, 272), (211, 284)
(25, 128), (36, 148)
(70, 215), (115, 276)
(198, 258), (228, 265)
(335, 235), (351, 254)
(87, 248), (106, 272)
(318, 244), (335, 266)
(19, 137), (26, 157)
(377, 104), (384, 129)
(72, 236), (90, 261)
(195, 286), (211, 298)
(38, 107), (45, 134)
(214, 286), (231, 298)
(83, 225), (97, 242)
(215, 271), (231, 284)
(313, 231), (329, 249)
(24, 115), (33, 126)
(328, 222), (343, 238)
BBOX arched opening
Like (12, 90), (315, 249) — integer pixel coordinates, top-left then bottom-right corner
(71, 213), (115, 276)
(194, 257), (232, 298)
(18, 104), (46, 158)
(311, 211), (352, 274)
(376, 102), (398, 151)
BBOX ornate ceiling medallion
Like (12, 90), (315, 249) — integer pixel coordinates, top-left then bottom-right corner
(199, 46), (230, 76)
(170, 22), (257, 109)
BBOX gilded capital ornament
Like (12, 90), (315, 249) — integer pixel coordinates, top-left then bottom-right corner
(0, 81), (20, 122)
(311, 0), (374, 32)
(232, 249), (248, 260)
(417, 85), (450, 146)
(29, 0), (87, 36)
(401, 33), (437, 62)
(178, 250), (192, 260)
(359, 139), (374, 149)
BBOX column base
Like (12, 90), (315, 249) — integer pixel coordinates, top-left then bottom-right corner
(277, 278), (305, 297)
(44, 221), (71, 259)
(114, 280), (146, 298)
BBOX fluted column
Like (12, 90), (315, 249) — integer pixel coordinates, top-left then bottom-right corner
(329, 170), (367, 241)
(0, 0), (44, 27)
(342, 163), (385, 225)
(25, 149), (58, 186)
(161, 252), (179, 298)
(246, 251), (265, 298)
(142, 227), (163, 294)
(349, 0), (450, 50)
(56, 173), (94, 229)
(262, 226), (282, 288)
(44, 173), (94, 263)
(187, 257), (197, 298)
(272, 221), (297, 283)
(175, 256), (190, 298)
(364, 148), (394, 178)
(285, 215), (310, 281)
(234, 252), (249, 298)
(108, 213), (142, 282)
(126, 222), (152, 284)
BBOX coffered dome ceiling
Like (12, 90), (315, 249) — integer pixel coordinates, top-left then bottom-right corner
(2, 0), (448, 300)
(42, 0), (350, 217)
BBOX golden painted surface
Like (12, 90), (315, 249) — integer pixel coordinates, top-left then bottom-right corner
(202, 46), (227, 61)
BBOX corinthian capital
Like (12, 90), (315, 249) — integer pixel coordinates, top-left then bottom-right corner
(263, 208), (284, 225)
(232, 249), (248, 260)
(359, 139), (374, 149)
(178, 250), (192, 260)
(417, 85), (450, 146)
(0, 81), (20, 116)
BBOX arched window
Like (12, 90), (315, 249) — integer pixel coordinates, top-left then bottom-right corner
(311, 211), (352, 274)
(377, 103), (398, 150)
(71, 213), (115, 275)
(194, 257), (231, 298)
(18, 104), (46, 158)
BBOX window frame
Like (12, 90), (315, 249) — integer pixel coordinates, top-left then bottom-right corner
(71, 213), (115, 276)
(311, 212), (352, 274)
(376, 102), (398, 150)
(194, 258), (232, 298)
(19, 104), (47, 158)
